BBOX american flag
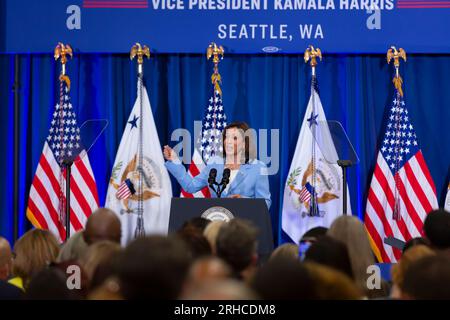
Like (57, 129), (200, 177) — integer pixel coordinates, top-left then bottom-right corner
(181, 86), (227, 198)
(364, 89), (438, 262)
(26, 77), (99, 242)
(299, 182), (313, 203)
(116, 178), (136, 200)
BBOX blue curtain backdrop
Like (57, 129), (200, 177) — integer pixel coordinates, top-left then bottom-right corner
(0, 53), (449, 245)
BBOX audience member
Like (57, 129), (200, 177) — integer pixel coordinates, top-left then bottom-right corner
(401, 254), (450, 299)
(423, 209), (450, 250)
(116, 235), (191, 299)
(185, 279), (259, 300)
(303, 262), (363, 299)
(179, 217), (211, 234)
(25, 267), (79, 300)
(203, 220), (226, 254)
(251, 257), (316, 299)
(181, 256), (232, 298)
(57, 208), (121, 263)
(391, 244), (435, 299)
(216, 218), (258, 283)
(269, 243), (299, 261)
(79, 240), (122, 285)
(10, 229), (60, 290)
(304, 235), (354, 280)
(0, 237), (22, 299)
(327, 216), (384, 298)
(402, 237), (431, 254)
(177, 228), (212, 259)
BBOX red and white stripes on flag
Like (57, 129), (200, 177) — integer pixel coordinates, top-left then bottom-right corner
(27, 145), (99, 242)
(27, 78), (99, 242)
(181, 149), (211, 198)
(299, 186), (311, 203)
(364, 91), (438, 263)
(116, 180), (133, 200)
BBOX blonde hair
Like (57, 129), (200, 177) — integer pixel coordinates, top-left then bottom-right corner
(269, 244), (299, 261)
(327, 216), (376, 295)
(13, 229), (60, 288)
(203, 220), (226, 254)
(391, 245), (435, 290)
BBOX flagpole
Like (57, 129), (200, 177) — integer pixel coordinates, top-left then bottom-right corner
(387, 46), (407, 220)
(206, 42), (224, 160)
(304, 45), (322, 217)
(54, 42), (73, 242)
(130, 43), (150, 239)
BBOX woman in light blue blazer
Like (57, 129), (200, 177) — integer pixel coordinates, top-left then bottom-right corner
(163, 122), (271, 209)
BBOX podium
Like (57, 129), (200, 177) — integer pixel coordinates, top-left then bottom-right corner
(169, 198), (274, 262)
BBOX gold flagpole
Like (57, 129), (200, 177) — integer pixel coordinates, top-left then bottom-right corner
(54, 42), (73, 241)
(130, 43), (150, 238)
(387, 45), (407, 220)
(206, 42), (224, 159)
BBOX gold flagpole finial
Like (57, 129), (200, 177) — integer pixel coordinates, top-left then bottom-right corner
(387, 46), (407, 96)
(54, 43), (73, 90)
(54, 43), (73, 74)
(207, 42), (224, 96)
(130, 43), (150, 75)
(304, 45), (322, 76)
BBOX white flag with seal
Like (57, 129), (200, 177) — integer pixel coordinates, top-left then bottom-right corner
(281, 76), (352, 244)
(106, 80), (172, 245)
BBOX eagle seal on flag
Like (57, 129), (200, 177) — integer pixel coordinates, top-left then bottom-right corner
(109, 154), (160, 213)
(286, 159), (340, 218)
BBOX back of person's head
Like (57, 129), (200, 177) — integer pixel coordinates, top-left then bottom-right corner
(300, 226), (328, 243)
(423, 209), (450, 250)
(402, 254), (450, 299)
(327, 216), (376, 293)
(304, 235), (354, 280)
(117, 235), (191, 299)
(185, 279), (259, 300)
(13, 229), (60, 288)
(57, 231), (88, 263)
(181, 256), (232, 298)
(84, 208), (121, 245)
(177, 229), (212, 260)
(216, 219), (258, 277)
(251, 257), (316, 299)
(0, 236), (13, 281)
(80, 240), (122, 284)
(180, 217), (211, 234)
(392, 244), (435, 293)
(402, 237), (430, 254)
(303, 262), (363, 300)
(270, 243), (299, 262)
(203, 220), (226, 254)
(26, 267), (80, 300)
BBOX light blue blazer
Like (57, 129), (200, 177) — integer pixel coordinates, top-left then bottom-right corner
(165, 156), (271, 209)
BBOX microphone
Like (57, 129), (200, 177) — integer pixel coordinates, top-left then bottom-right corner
(220, 168), (231, 186)
(208, 168), (219, 197)
(217, 168), (231, 197)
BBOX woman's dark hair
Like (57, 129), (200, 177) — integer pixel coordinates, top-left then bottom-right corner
(221, 121), (255, 164)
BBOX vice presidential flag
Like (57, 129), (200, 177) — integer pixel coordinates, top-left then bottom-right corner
(27, 76), (99, 242)
(105, 79), (172, 245)
(282, 76), (351, 244)
(364, 89), (438, 263)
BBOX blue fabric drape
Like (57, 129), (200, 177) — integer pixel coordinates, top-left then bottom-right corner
(1, 53), (449, 245)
